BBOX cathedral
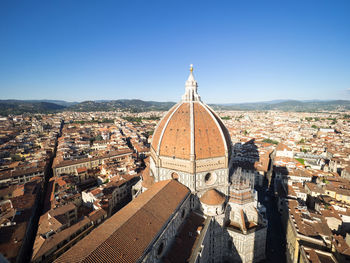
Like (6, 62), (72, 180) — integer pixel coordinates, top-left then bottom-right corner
(55, 66), (267, 263)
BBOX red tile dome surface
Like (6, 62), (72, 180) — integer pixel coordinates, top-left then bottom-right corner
(151, 101), (231, 160)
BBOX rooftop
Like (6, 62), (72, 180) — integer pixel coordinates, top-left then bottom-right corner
(55, 180), (190, 263)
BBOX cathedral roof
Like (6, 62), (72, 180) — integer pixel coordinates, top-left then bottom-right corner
(55, 180), (190, 263)
(200, 188), (225, 206)
(151, 66), (231, 161)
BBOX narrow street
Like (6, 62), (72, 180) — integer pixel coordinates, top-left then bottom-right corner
(257, 186), (287, 263)
(17, 120), (63, 263)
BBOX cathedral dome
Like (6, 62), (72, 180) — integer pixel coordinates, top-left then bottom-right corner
(200, 188), (225, 206)
(151, 66), (231, 164)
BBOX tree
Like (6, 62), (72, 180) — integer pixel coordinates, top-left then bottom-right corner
(295, 158), (305, 165)
(95, 135), (103, 141)
(262, 138), (279, 145)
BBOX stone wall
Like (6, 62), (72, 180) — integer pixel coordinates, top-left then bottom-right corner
(226, 227), (267, 263)
(151, 164), (229, 196)
(142, 194), (191, 263)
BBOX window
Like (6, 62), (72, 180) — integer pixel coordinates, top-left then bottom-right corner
(204, 173), (216, 185)
(171, 172), (179, 180)
(181, 209), (185, 218)
(157, 241), (165, 257)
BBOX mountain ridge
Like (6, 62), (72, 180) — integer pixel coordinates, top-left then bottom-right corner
(0, 99), (350, 115)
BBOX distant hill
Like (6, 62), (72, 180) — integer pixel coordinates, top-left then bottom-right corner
(211, 100), (350, 112)
(1, 99), (350, 116)
(66, 99), (176, 112)
(23, 100), (79, 107)
(0, 100), (65, 116)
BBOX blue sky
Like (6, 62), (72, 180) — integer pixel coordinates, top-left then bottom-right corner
(0, 0), (349, 103)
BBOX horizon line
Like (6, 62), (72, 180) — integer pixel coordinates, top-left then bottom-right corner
(0, 98), (349, 105)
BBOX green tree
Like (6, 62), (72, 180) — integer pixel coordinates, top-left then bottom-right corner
(295, 158), (305, 165)
(262, 138), (279, 145)
(95, 135), (103, 141)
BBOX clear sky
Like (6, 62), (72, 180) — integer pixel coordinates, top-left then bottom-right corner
(0, 0), (349, 103)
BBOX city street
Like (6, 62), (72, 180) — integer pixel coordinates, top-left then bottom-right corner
(257, 187), (287, 263)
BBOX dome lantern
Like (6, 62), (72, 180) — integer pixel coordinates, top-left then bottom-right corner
(182, 64), (201, 102)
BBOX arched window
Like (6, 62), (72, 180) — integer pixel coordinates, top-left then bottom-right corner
(157, 241), (164, 257)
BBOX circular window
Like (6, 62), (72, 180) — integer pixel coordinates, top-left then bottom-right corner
(204, 173), (216, 185)
(171, 172), (179, 180)
(157, 242), (164, 256)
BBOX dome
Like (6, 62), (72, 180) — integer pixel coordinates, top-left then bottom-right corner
(200, 188), (225, 206)
(151, 67), (231, 163)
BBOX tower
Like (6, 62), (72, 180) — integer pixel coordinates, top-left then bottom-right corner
(225, 168), (268, 262)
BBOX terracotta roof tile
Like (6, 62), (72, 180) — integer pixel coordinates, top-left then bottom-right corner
(162, 212), (205, 263)
(193, 103), (226, 159)
(151, 104), (179, 152)
(200, 189), (225, 206)
(159, 103), (191, 159)
(55, 180), (190, 263)
(152, 102), (231, 161)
